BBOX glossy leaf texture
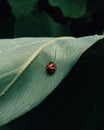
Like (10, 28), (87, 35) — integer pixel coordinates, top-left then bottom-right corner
(7, 0), (39, 18)
(14, 11), (71, 37)
(48, 0), (87, 18)
(0, 35), (104, 127)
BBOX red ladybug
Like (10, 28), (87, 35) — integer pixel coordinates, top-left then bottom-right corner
(46, 62), (56, 74)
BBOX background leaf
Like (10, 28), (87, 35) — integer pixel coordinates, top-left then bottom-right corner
(7, 0), (39, 18)
(14, 11), (71, 37)
(0, 35), (103, 127)
(48, 0), (87, 18)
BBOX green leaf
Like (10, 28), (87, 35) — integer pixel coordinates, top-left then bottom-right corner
(7, 0), (39, 18)
(14, 11), (71, 37)
(0, 35), (104, 126)
(48, 0), (87, 18)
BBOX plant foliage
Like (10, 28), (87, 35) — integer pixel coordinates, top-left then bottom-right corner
(0, 0), (104, 129)
(0, 35), (104, 127)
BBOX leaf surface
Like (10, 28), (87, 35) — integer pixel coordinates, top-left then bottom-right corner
(0, 35), (104, 126)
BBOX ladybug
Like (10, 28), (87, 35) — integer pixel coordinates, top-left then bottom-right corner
(46, 62), (56, 74)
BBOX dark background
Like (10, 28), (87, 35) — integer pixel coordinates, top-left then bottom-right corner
(0, 0), (104, 38)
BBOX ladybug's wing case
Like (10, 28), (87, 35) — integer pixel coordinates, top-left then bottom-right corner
(46, 62), (56, 74)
